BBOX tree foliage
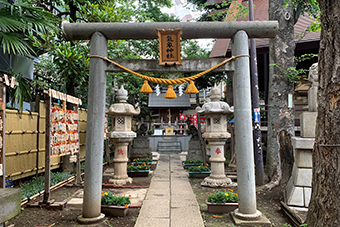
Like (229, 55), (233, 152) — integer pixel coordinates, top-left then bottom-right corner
(286, 0), (319, 23)
(0, 0), (57, 56)
(186, 0), (248, 21)
(32, 0), (177, 113)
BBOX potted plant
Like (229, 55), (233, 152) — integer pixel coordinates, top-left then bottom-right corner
(147, 129), (153, 135)
(127, 164), (150, 177)
(183, 159), (203, 169)
(206, 189), (238, 213)
(101, 191), (131, 217)
(188, 165), (211, 178)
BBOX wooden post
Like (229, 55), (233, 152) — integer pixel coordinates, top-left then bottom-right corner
(43, 94), (51, 203)
(0, 85), (6, 188)
(35, 95), (40, 177)
(75, 105), (82, 184)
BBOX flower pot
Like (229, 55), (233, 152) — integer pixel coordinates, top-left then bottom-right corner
(127, 170), (150, 177)
(101, 205), (129, 217)
(188, 171), (211, 178)
(183, 163), (203, 169)
(206, 200), (238, 213)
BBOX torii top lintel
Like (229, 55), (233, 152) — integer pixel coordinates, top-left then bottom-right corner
(62, 21), (278, 41)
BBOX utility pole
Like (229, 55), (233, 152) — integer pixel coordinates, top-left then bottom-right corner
(249, 0), (264, 185)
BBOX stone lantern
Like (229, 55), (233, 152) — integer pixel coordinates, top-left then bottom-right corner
(196, 86), (234, 187)
(107, 86), (140, 185)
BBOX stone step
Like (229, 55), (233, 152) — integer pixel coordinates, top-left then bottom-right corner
(158, 146), (181, 149)
(158, 147), (181, 152)
(158, 142), (181, 147)
(157, 150), (181, 154)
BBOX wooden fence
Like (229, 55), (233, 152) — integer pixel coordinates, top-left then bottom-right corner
(5, 99), (87, 181)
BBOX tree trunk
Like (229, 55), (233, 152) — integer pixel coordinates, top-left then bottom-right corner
(307, 1), (340, 225)
(266, 0), (295, 189)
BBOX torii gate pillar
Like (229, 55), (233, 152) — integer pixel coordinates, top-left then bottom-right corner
(231, 31), (270, 225)
(77, 32), (107, 224)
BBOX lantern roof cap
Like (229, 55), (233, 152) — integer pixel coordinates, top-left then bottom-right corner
(116, 85), (128, 103)
(107, 85), (140, 116)
(196, 86), (233, 114)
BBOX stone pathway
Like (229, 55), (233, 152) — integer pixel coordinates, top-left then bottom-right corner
(135, 154), (204, 227)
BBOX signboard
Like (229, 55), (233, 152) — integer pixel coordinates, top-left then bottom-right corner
(165, 127), (174, 135)
(254, 108), (260, 123)
(154, 129), (163, 135)
(158, 29), (181, 66)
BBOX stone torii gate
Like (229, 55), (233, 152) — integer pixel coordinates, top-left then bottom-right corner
(62, 21), (278, 225)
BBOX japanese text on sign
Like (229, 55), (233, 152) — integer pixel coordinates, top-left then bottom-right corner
(158, 29), (181, 65)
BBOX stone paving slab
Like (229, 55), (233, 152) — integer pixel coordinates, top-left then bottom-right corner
(138, 199), (170, 218)
(170, 193), (198, 208)
(66, 198), (83, 210)
(149, 181), (170, 189)
(135, 153), (204, 227)
(171, 206), (204, 227)
(171, 182), (194, 194)
(135, 217), (170, 227)
(145, 188), (170, 200)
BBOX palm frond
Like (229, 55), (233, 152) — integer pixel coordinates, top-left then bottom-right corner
(0, 0), (58, 55)
(0, 15), (26, 32)
(0, 32), (33, 56)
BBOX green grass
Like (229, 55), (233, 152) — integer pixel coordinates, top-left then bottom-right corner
(20, 172), (72, 199)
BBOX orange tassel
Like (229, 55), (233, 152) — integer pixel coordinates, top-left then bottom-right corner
(140, 80), (153, 94)
(164, 85), (177, 99)
(184, 81), (199, 94)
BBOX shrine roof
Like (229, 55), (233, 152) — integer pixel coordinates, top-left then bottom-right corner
(148, 92), (190, 108)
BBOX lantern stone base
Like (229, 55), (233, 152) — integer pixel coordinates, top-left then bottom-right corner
(201, 176), (235, 187)
(109, 177), (133, 185)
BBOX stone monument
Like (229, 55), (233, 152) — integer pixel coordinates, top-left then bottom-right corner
(196, 86), (234, 187)
(130, 123), (152, 159)
(285, 63), (318, 209)
(187, 125), (206, 161)
(107, 86), (140, 185)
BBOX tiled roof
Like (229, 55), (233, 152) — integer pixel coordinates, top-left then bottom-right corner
(210, 0), (320, 57)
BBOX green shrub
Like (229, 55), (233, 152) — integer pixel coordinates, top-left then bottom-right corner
(127, 164), (150, 171)
(208, 189), (238, 204)
(188, 166), (210, 172)
(184, 159), (203, 164)
(132, 158), (152, 163)
(101, 191), (130, 207)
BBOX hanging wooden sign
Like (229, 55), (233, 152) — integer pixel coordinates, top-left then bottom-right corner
(158, 29), (181, 66)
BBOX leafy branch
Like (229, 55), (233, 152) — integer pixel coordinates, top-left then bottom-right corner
(271, 53), (318, 84)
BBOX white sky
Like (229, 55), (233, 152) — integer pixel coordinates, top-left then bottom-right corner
(161, 0), (214, 50)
